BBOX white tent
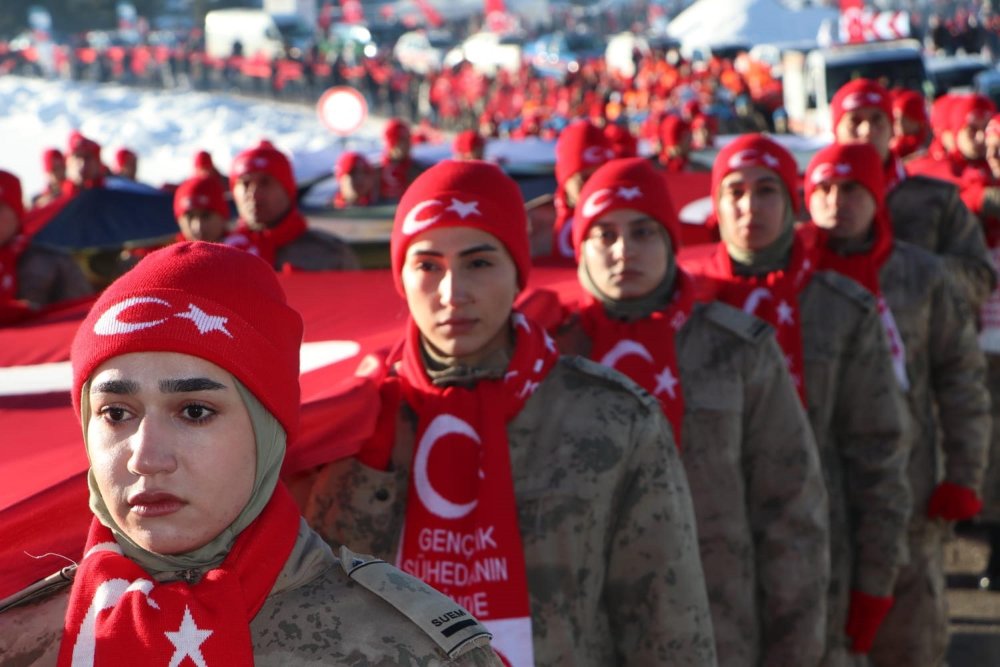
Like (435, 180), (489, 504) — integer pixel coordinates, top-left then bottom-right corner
(667, 0), (838, 52)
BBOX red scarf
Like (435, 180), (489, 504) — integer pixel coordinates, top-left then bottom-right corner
(809, 216), (909, 390)
(700, 235), (816, 404)
(884, 153), (906, 194)
(578, 271), (698, 446)
(552, 194), (576, 260)
(394, 312), (558, 667)
(224, 209), (308, 266)
(59, 486), (299, 667)
(0, 233), (28, 303)
(380, 158), (412, 200)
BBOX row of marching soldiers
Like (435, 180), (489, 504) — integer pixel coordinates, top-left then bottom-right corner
(0, 76), (998, 667)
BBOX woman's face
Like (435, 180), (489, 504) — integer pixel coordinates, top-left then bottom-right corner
(401, 225), (518, 364)
(716, 165), (789, 253)
(87, 352), (256, 555)
(581, 208), (670, 299)
(178, 209), (228, 243)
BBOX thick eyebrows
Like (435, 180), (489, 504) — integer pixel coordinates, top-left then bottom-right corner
(91, 379), (140, 395)
(409, 243), (500, 258)
(159, 378), (227, 393)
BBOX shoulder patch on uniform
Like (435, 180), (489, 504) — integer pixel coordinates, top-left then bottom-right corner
(812, 270), (877, 311)
(338, 546), (493, 658)
(558, 356), (661, 412)
(700, 301), (773, 343)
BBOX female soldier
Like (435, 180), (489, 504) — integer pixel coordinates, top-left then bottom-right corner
(0, 242), (500, 666)
(682, 134), (911, 667)
(305, 160), (717, 666)
(560, 157), (830, 667)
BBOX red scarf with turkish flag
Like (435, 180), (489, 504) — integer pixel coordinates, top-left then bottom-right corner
(809, 216), (910, 390)
(578, 271), (698, 446)
(224, 209), (308, 266)
(58, 486), (299, 667)
(394, 312), (558, 667)
(697, 235), (816, 404)
(0, 234), (28, 303)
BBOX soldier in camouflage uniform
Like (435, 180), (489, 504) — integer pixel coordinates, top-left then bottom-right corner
(830, 78), (997, 312)
(682, 135), (911, 667)
(305, 160), (718, 666)
(805, 143), (990, 667)
(554, 157), (830, 667)
(0, 242), (499, 666)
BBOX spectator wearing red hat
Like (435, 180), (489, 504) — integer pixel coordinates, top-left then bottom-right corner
(191, 149), (229, 193)
(175, 174), (232, 242)
(657, 114), (693, 172)
(947, 94), (997, 177)
(602, 121), (638, 159)
(552, 120), (615, 260)
(305, 159), (716, 666)
(113, 148), (138, 181)
(682, 134), (910, 667)
(805, 142), (989, 667)
(831, 78), (996, 314)
(690, 113), (718, 150)
(452, 129), (486, 161)
(0, 169), (92, 317)
(31, 148), (67, 209)
(889, 90), (930, 161)
(0, 241), (502, 665)
(333, 152), (377, 209)
(380, 118), (419, 201)
(62, 130), (105, 197)
(558, 157), (829, 666)
(226, 140), (359, 271)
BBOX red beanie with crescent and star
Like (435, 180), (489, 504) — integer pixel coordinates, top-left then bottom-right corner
(572, 157), (679, 259)
(830, 79), (894, 132)
(71, 242), (303, 440)
(555, 120), (614, 186)
(229, 140), (297, 201)
(391, 159), (530, 295)
(804, 142), (886, 211)
(711, 133), (801, 216)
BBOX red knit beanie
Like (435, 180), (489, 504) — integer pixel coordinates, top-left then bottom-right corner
(391, 159), (530, 295)
(335, 151), (369, 179)
(987, 114), (1000, 137)
(67, 130), (101, 158)
(384, 118), (411, 147)
(173, 175), (231, 221)
(804, 142), (886, 211)
(0, 170), (24, 223)
(42, 148), (64, 173)
(194, 150), (215, 172)
(892, 90), (927, 124)
(572, 157), (679, 259)
(114, 148), (137, 171)
(229, 141), (297, 201)
(712, 133), (801, 216)
(931, 94), (958, 135)
(947, 93), (996, 133)
(453, 129), (485, 155)
(555, 120), (614, 186)
(659, 114), (691, 147)
(831, 79), (893, 131)
(71, 242), (303, 440)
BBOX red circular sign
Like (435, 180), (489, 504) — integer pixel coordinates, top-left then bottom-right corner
(317, 86), (368, 136)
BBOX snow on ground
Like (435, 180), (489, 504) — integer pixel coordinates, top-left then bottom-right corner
(0, 75), (388, 200)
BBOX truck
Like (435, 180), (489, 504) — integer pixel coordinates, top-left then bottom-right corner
(204, 8), (315, 60)
(781, 39), (930, 137)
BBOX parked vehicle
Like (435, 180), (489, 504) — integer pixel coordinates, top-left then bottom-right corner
(204, 8), (314, 60)
(443, 31), (524, 76)
(781, 39), (930, 136)
(926, 54), (991, 97)
(523, 30), (605, 80)
(393, 29), (452, 75)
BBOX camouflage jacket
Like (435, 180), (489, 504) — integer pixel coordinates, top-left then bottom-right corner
(17, 244), (94, 307)
(797, 271), (911, 652)
(879, 241), (990, 525)
(306, 357), (718, 667)
(887, 175), (997, 312)
(557, 301), (830, 667)
(271, 210), (361, 271)
(0, 519), (500, 666)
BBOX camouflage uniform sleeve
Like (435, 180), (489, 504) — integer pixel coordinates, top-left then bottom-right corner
(928, 268), (991, 492)
(938, 187), (997, 312)
(835, 302), (911, 597)
(743, 335), (830, 666)
(604, 407), (718, 666)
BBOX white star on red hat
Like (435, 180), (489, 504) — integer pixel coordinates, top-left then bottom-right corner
(175, 304), (233, 337)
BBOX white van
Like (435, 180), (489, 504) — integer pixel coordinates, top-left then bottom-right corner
(204, 8), (313, 60)
(782, 39), (930, 136)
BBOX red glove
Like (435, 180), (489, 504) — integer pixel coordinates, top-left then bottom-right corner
(926, 482), (983, 521)
(845, 590), (894, 654)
